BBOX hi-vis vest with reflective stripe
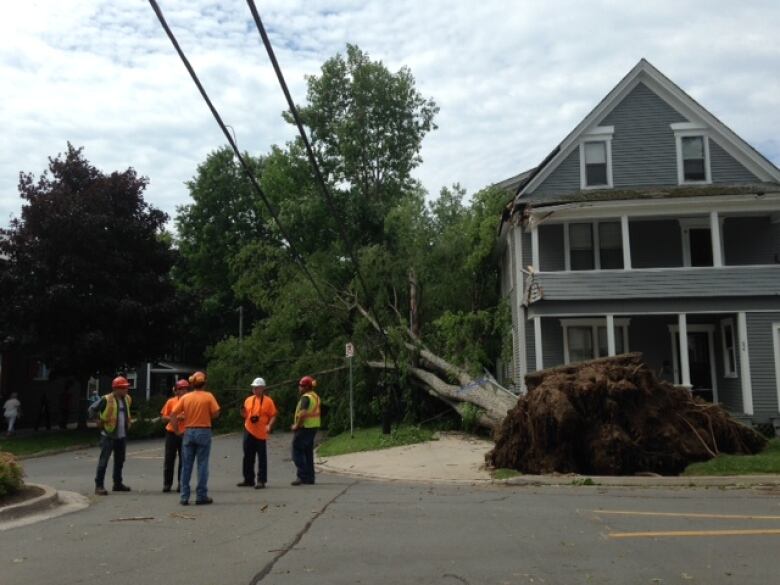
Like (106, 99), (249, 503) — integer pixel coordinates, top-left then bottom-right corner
(100, 394), (132, 434)
(295, 391), (321, 428)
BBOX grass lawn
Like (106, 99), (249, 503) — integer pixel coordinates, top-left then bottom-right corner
(492, 468), (521, 480)
(683, 438), (780, 476)
(0, 429), (98, 458)
(317, 425), (436, 457)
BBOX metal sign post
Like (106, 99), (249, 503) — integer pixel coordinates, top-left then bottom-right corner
(346, 342), (355, 437)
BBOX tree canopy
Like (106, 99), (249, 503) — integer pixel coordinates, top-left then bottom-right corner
(0, 144), (178, 383)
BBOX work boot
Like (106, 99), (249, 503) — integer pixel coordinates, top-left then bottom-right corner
(162, 486), (172, 493)
(195, 497), (213, 505)
(236, 481), (254, 487)
(95, 487), (108, 496)
(254, 482), (266, 489)
(113, 484), (131, 492)
(291, 479), (302, 486)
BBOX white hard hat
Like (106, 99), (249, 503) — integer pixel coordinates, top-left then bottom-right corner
(251, 377), (266, 387)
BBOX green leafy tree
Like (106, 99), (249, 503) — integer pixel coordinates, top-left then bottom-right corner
(0, 144), (178, 423)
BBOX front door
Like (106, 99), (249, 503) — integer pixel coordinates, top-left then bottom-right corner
(687, 332), (712, 397)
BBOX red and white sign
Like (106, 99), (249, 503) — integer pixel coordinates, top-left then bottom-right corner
(345, 342), (355, 358)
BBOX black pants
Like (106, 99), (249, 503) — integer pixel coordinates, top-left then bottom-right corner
(242, 431), (268, 485)
(163, 431), (183, 488)
(95, 435), (126, 488)
(292, 428), (317, 484)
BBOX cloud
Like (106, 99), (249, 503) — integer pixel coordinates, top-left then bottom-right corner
(1, 0), (778, 226)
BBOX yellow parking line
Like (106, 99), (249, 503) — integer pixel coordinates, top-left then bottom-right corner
(594, 510), (780, 521)
(609, 529), (780, 539)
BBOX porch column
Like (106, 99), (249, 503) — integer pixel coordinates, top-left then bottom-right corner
(737, 312), (754, 415)
(710, 210), (723, 267)
(678, 313), (691, 388)
(534, 317), (543, 371)
(606, 314), (616, 356)
(530, 223), (540, 271)
(621, 215), (632, 270)
(512, 227), (528, 390)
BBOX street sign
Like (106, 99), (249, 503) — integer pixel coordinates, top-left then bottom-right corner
(345, 342), (355, 358)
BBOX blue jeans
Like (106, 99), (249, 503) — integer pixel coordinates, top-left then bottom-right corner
(292, 428), (317, 484)
(181, 428), (212, 502)
(95, 435), (126, 488)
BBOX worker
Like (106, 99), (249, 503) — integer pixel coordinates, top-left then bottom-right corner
(172, 371), (220, 505)
(290, 375), (320, 486)
(237, 377), (278, 489)
(89, 376), (133, 495)
(160, 378), (190, 493)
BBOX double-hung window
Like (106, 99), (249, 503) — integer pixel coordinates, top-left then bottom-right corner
(672, 124), (711, 184)
(567, 221), (623, 270)
(720, 318), (737, 378)
(562, 318), (630, 364)
(579, 127), (614, 189)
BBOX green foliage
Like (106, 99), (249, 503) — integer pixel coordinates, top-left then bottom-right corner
(317, 425), (436, 457)
(0, 144), (178, 383)
(492, 468), (522, 480)
(0, 429), (97, 457)
(460, 403), (484, 434)
(0, 452), (24, 497)
(683, 438), (780, 475)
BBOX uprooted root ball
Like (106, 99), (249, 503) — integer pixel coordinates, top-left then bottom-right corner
(487, 353), (766, 475)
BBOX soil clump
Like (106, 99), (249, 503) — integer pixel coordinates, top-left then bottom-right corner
(488, 353), (766, 475)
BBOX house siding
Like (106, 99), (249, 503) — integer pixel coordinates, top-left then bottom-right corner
(710, 139), (761, 184)
(539, 224), (565, 271)
(747, 312), (780, 420)
(723, 216), (780, 266)
(600, 81), (688, 188)
(529, 149), (581, 198)
(535, 265), (780, 301)
(629, 219), (683, 268)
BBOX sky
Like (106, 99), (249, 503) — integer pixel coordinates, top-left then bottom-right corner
(1, 0), (779, 228)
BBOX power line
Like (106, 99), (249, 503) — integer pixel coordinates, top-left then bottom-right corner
(147, 0), (327, 305)
(245, 0), (396, 353)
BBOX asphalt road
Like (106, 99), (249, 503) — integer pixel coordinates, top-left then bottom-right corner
(2, 433), (780, 585)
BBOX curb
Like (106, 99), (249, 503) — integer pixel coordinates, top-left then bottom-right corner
(316, 461), (493, 484)
(0, 483), (59, 521)
(502, 474), (780, 488)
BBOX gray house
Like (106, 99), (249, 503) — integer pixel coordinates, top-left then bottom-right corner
(498, 59), (780, 426)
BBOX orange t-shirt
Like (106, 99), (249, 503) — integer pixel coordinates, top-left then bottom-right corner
(161, 397), (183, 435)
(243, 394), (278, 440)
(172, 390), (220, 429)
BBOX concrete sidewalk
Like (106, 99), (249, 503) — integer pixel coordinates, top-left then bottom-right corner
(316, 432), (780, 488)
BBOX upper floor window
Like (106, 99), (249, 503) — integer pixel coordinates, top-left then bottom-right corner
(672, 124), (711, 184)
(566, 221), (624, 271)
(579, 127), (614, 189)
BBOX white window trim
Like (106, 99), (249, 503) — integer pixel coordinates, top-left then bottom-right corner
(561, 318), (631, 364)
(565, 220), (623, 272)
(720, 318), (738, 379)
(125, 372), (138, 391)
(668, 324), (719, 402)
(579, 126), (614, 190)
(673, 126), (712, 185)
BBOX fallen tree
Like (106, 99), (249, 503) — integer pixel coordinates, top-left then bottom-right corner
(487, 353), (767, 475)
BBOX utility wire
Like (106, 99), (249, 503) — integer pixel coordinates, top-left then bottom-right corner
(245, 0), (399, 358)
(147, 0), (327, 304)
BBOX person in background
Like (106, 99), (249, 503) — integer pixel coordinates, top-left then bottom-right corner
(160, 379), (190, 493)
(3, 392), (21, 436)
(88, 376), (133, 495)
(290, 375), (320, 486)
(172, 371), (220, 505)
(237, 377), (277, 489)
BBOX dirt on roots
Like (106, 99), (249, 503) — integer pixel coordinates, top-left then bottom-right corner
(487, 353), (767, 476)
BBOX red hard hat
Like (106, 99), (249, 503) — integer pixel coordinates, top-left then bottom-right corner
(298, 375), (316, 388)
(189, 371), (206, 386)
(175, 379), (190, 390)
(112, 376), (130, 390)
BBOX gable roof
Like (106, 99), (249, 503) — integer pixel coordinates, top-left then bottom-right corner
(515, 59), (780, 201)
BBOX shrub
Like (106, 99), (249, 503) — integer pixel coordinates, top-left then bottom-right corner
(0, 451), (24, 497)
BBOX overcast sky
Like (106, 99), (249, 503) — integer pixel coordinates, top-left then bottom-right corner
(2, 0), (779, 228)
